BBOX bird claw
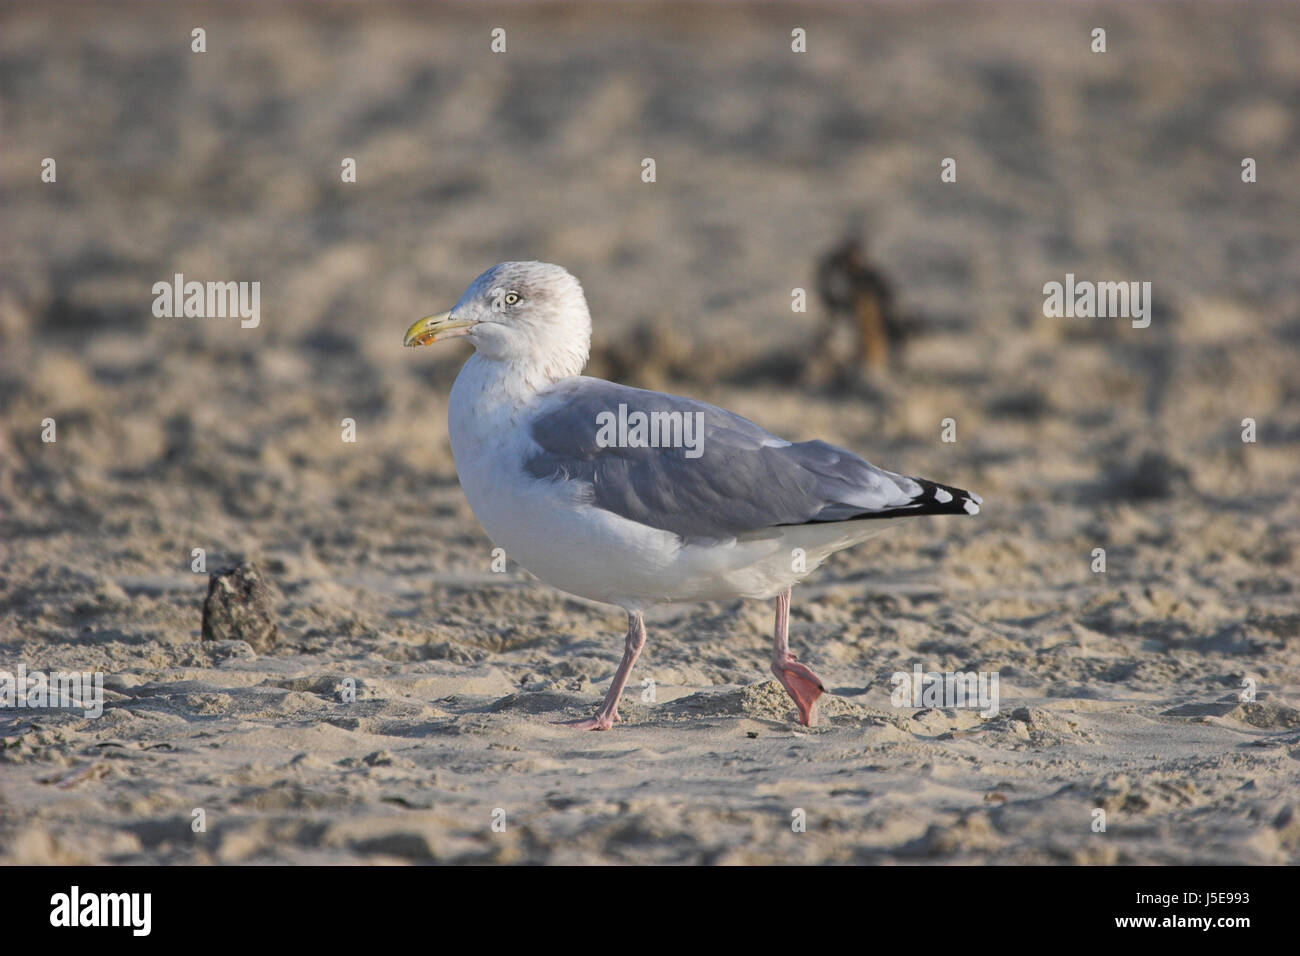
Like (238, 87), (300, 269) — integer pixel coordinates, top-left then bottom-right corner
(773, 656), (825, 727)
(556, 713), (616, 731)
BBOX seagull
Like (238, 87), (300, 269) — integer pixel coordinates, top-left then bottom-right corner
(405, 262), (981, 730)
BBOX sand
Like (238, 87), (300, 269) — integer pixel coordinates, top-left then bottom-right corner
(2, 1), (1299, 864)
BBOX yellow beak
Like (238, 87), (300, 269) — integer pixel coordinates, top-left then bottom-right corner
(403, 311), (477, 347)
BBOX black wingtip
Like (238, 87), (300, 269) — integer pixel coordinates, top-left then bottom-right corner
(838, 478), (982, 521)
(910, 477), (982, 516)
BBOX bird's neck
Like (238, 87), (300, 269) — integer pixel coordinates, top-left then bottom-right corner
(448, 353), (568, 479)
(452, 352), (574, 415)
(464, 341), (587, 402)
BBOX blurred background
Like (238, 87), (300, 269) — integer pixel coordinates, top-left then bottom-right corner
(2, 2), (1299, 864)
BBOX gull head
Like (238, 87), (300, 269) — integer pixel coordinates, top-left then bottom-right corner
(404, 261), (591, 380)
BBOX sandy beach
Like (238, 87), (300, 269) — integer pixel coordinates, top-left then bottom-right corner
(2, 1), (1299, 864)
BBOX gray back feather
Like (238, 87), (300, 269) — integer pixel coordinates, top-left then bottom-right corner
(522, 378), (935, 541)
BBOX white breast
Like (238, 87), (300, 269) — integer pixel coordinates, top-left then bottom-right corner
(447, 356), (677, 608)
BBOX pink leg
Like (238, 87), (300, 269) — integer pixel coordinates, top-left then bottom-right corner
(560, 611), (646, 731)
(770, 589), (824, 726)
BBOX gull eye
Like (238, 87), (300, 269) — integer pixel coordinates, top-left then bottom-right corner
(504, 291), (520, 306)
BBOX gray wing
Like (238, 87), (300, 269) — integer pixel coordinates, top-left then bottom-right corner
(523, 378), (980, 541)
